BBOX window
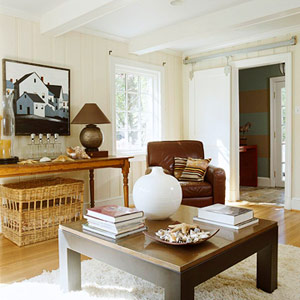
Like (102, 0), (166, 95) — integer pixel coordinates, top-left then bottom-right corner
(19, 105), (22, 110)
(34, 78), (36, 83)
(113, 60), (162, 154)
(42, 93), (45, 99)
(36, 105), (38, 109)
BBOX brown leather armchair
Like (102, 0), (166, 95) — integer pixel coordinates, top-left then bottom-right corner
(147, 140), (226, 208)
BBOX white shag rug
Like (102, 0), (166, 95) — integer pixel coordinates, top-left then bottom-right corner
(1, 244), (300, 300)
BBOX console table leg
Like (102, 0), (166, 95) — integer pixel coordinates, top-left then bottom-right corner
(89, 169), (95, 208)
(122, 160), (130, 207)
(59, 229), (81, 292)
(257, 226), (278, 293)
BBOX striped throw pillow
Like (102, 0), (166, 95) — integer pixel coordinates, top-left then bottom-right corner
(174, 157), (188, 179)
(179, 157), (211, 182)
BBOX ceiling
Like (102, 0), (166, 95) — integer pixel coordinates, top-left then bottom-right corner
(84, 0), (249, 39)
(0, 0), (68, 18)
(1, 0), (300, 56)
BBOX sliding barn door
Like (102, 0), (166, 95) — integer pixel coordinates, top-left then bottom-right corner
(189, 67), (231, 200)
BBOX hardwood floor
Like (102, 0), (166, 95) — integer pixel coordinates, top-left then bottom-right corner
(1, 203), (300, 284)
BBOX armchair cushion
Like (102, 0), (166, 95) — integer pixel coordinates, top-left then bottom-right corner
(174, 157), (187, 179)
(179, 157), (211, 182)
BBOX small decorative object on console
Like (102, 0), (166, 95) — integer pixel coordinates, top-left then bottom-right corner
(27, 133), (62, 159)
(39, 156), (51, 162)
(18, 159), (39, 165)
(66, 146), (90, 159)
(133, 166), (182, 220)
(53, 155), (74, 162)
(0, 92), (19, 164)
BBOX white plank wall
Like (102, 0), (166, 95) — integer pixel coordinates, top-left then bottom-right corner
(0, 14), (183, 211)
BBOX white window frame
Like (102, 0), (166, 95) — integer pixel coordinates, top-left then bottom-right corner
(110, 57), (164, 156)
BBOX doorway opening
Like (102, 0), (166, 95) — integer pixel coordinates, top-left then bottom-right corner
(238, 64), (285, 206)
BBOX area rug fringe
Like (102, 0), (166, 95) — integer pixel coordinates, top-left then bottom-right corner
(1, 244), (300, 300)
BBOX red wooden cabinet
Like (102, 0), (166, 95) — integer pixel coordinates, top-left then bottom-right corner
(240, 145), (258, 187)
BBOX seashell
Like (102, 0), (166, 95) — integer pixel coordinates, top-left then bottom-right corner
(40, 156), (51, 162)
(186, 237), (192, 243)
(169, 233), (176, 242)
(66, 146), (90, 159)
(199, 233), (210, 239)
(53, 155), (74, 162)
(156, 229), (165, 237)
(194, 227), (200, 233)
(19, 159), (39, 165)
(190, 233), (198, 239)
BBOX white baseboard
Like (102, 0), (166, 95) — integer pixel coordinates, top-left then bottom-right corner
(258, 177), (271, 187)
(291, 197), (300, 210)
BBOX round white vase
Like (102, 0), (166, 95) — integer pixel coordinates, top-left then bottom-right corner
(133, 166), (182, 220)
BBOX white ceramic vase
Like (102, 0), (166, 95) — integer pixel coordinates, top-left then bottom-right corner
(133, 166), (182, 220)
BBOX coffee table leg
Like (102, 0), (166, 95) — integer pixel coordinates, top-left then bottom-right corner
(164, 274), (194, 300)
(257, 227), (278, 293)
(59, 229), (81, 292)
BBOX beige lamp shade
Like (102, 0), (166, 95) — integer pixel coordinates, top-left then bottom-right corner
(71, 103), (110, 125)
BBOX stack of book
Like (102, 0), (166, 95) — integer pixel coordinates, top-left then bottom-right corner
(83, 205), (146, 239)
(193, 204), (259, 229)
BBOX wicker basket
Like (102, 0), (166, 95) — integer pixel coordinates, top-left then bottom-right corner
(0, 177), (84, 246)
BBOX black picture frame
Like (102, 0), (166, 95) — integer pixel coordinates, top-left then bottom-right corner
(2, 59), (70, 136)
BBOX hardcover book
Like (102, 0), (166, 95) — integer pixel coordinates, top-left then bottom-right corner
(197, 204), (253, 225)
(86, 205), (144, 223)
(82, 223), (147, 239)
(84, 215), (146, 234)
(193, 216), (259, 230)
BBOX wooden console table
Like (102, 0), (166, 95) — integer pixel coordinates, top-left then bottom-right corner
(0, 156), (133, 207)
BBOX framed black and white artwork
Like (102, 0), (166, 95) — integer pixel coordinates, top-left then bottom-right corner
(2, 59), (70, 135)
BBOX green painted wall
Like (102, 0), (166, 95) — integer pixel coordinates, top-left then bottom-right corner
(239, 65), (282, 91)
(239, 64), (283, 178)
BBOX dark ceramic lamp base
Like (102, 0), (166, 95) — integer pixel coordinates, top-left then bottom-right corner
(80, 124), (108, 157)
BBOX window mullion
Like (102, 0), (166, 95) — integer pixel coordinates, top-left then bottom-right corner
(125, 73), (129, 145)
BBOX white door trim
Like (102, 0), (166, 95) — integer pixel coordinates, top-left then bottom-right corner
(231, 53), (292, 209)
(270, 76), (285, 188)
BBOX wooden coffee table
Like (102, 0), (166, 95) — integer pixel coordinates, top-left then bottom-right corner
(59, 205), (278, 300)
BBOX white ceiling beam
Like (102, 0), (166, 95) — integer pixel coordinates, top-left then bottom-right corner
(129, 0), (300, 55)
(40, 0), (140, 36)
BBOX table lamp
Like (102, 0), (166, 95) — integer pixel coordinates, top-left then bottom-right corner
(71, 103), (110, 157)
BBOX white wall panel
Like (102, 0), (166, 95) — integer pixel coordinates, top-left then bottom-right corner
(0, 13), (183, 211)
